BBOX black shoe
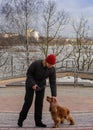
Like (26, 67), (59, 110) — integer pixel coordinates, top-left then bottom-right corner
(17, 121), (23, 127)
(36, 122), (47, 127)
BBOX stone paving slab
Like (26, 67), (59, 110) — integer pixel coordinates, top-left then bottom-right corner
(0, 85), (93, 130)
(0, 112), (93, 129)
(0, 128), (93, 130)
(0, 78), (25, 88)
(0, 86), (93, 113)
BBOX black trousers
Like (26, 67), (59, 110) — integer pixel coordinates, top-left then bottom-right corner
(18, 79), (45, 124)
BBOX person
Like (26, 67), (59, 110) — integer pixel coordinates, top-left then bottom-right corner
(17, 54), (57, 128)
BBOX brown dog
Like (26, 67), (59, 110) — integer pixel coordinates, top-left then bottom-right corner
(46, 96), (75, 128)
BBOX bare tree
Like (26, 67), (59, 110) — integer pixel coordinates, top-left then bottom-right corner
(72, 16), (93, 71)
(39, 0), (69, 58)
(0, 49), (8, 67)
(0, 0), (42, 67)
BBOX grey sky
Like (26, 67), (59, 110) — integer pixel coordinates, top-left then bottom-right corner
(54, 0), (93, 37)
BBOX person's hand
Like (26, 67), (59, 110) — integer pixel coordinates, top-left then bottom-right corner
(32, 84), (38, 90)
(52, 96), (57, 101)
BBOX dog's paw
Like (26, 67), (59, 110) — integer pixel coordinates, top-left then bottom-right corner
(52, 125), (57, 128)
(70, 122), (75, 125)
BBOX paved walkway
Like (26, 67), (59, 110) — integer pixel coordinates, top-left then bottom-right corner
(0, 78), (93, 130)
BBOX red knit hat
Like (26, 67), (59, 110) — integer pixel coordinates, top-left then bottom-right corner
(45, 54), (56, 65)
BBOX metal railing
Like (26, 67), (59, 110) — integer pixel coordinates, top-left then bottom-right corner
(0, 55), (93, 80)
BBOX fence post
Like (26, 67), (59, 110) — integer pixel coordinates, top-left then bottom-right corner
(73, 60), (78, 87)
(11, 55), (14, 77)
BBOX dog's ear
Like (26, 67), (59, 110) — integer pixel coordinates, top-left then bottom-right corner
(46, 96), (49, 100)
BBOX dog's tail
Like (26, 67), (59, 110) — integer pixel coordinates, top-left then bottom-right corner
(66, 109), (75, 125)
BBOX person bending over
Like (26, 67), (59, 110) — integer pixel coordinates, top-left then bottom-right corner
(17, 54), (57, 128)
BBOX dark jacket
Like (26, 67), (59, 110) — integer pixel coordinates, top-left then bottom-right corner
(26, 60), (57, 96)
